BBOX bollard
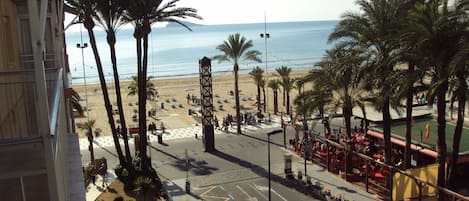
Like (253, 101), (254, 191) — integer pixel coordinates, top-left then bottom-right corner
(297, 170), (303, 181)
(185, 179), (191, 193)
(195, 133), (198, 139)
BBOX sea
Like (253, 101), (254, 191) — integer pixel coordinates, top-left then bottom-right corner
(65, 20), (339, 84)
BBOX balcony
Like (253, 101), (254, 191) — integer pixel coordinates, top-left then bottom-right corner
(0, 67), (85, 201)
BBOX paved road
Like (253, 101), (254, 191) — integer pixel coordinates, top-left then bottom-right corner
(82, 117), (376, 201)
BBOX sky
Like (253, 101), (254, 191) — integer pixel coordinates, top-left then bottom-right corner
(176, 0), (360, 25)
(65, 0), (359, 32)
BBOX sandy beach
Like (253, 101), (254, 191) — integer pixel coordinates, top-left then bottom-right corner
(73, 69), (310, 137)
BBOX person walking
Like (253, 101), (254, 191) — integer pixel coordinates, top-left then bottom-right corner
(160, 121), (166, 133)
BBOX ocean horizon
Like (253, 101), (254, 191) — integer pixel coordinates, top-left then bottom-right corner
(65, 20), (338, 85)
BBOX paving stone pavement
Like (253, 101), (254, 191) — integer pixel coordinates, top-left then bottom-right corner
(79, 118), (281, 150)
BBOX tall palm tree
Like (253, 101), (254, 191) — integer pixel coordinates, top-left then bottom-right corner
(128, 75), (158, 99)
(121, 0), (201, 161)
(403, 0), (468, 190)
(260, 79), (267, 112)
(65, 0), (126, 165)
(276, 66), (292, 109)
(283, 78), (295, 115)
(329, 0), (407, 177)
(77, 119), (96, 162)
(214, 33), (262, 134)
(304, 43), (367, 178)
(447, 12), (469, 186)
(93, 0), (133, 166)
(268, 79), (281, 114)
(249, 66), (264, 112)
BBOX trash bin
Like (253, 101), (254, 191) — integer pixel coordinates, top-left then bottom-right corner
(160, 102), (165, 109)
(188, 108), (192, 115)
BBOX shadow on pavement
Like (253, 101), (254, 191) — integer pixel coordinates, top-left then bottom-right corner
(150, 145), (218, 176)
(239, 132), (284, 148)
(162, 180), (204, 200)
(93, 141), (119, 159)
(209, 150), (323, 199)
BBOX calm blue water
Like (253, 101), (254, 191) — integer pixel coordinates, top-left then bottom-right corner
(65, 20), (338, 84)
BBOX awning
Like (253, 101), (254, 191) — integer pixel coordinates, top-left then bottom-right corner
(367, 130), (438, 159)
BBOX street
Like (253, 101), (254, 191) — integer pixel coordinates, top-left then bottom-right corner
(82, 117), (377, 201)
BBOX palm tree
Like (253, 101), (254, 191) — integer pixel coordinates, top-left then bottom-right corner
(77, 119), (96, 162)
(329, 0), (407, 176)
(128, 75), (158, 99)
(92, 0), (133, 166)
(121, 0), (201, 161)
(65, 0), (126, 166)
(447, 59), (468, 188)
(283, 78), (295, 116)
(402, 0), (468, 190)
(447, 6), (469, 186)
(214, 33), (262, 134)
(69, 88), (84, 117)
(249, 66), (264, 112)
(276, 66), (292, 109)
(268, 79), (281, 114)
(304, 43), (367, 178)
(299, 83), (333, 136)
(260, 79), (267, 112)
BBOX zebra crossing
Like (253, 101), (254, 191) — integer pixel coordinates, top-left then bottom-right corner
(79, 118), (281, 150)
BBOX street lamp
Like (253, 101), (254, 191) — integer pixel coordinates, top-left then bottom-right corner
(260, 11), (270, 113)
(267, 128), (282, 201)
(76, 25), (89, 121)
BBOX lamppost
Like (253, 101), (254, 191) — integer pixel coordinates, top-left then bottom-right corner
(76, 25), (88, 120)
(267, 128), (282, 201)
(260, 11), (270, 113)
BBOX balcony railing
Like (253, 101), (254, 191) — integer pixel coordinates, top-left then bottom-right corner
(0, 67), (62, 142)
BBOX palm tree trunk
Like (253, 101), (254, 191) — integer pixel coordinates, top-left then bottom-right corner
(138, 28), (150, 163)
(447, 71), (465, 189)
(108, 32), (132, 165)
(382, 96), (392, 189)
(273, 90), (278, 114)
(436, 81), (448, 191)
(86, 27), (125, 165)
(263, 88), (266, 112)
(234, 64), (242, 134)
(283, 88), (286, 107)
(404, 63), (415, 169)
(286, 92), (290, 114)
(343, 96), (353, 180)
(359, 104), (369, 132)
(88, 128), (95, 162)
(257, 84), (261, 112)
(135, 29), (146, 160)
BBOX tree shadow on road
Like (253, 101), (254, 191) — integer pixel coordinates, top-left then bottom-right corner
(150, 145), (218, 176)
(239, 133), (284, 147)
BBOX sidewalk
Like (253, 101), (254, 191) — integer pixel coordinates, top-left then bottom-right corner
(289, 153), (379, 201)
(86, 170), (116, 201)
(79, 118), (281, 150)
(83, 119), (281, 200)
